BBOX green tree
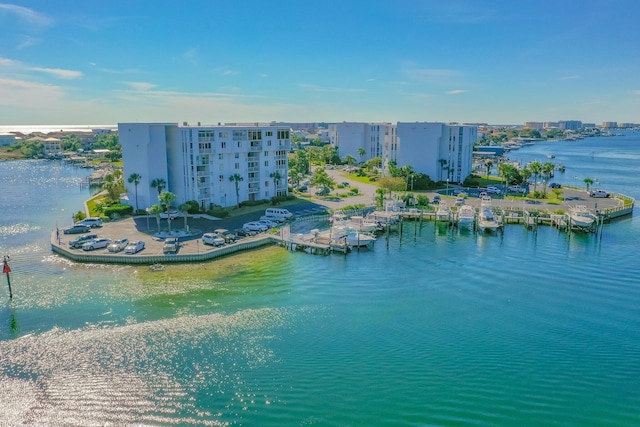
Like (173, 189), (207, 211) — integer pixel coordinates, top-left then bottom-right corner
(178, 202), (191, 231)
(529, 161), (542, 193)
(498, 163), (522, 185)
(61, 134), (81, 152)
(484, 159), (493, 179)
(357, 148), (366, 162)
(375, 188), (386, 208)
(311, 168), (335, 191)
(364, 156), (381, 173)
(102, 171), (125, 204)
(158, 191), (177, 232)
(344, 154), (357, 166)
(150, 178), (166, 199)
(269, 171), (282, 196)
(93, 201), (105, 218)
(229, 173), (244, 208)
(127, 173), (142, 211)
(378, 176), (406, 198)
(583, 177), (594, 191)
(541, 162), (555, 195)
(149, 204), (164, 233)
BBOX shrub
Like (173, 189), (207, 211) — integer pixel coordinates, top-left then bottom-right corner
(207, 207), (229, 218)
(416, 195), (430, 206)
(74, 210), (87, 222)
(103, 204), (133, 218)
(183, 200), (201, 214)
(239, 199), (269, 207)
(349, 187), (359, 195)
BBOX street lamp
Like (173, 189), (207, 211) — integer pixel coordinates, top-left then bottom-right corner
(446, 178), (449, 195)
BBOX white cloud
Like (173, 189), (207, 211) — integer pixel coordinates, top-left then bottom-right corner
(125, 81), (157, 91)
(558, 75), (580, 80)
(447, 89), (467, 95)
(629, 90), (640, 96)
(298, 83), (366, 93)
(403, 65), (461, 84)
(0, 3), (52, 27)
(0, 78), (65, 107)
(213, 67), (239, 76)
(29, 67), (83, 79)
(0, 56), (22, 67)
(17, 35), (41, 50)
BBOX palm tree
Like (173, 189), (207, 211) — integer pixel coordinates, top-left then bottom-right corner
(529, 161), (542, 193)
(150, 178), (166, 200)
(127, 173), (142, 211)
(178, 202), (191, 232)
(484, 159), (493, 179)
(344, 155), (357, 166)
(357, 148), (366, 162)
(541, 162), (555, 195)
(229, 173), (244, 208)
(583, 177), (594, 191)
(269, 171), (282, 196)
(375, 188), (386, 209)
(158, 191), (176, 232)
(438, 159), (448, 181)
(149, 204), (164, 233)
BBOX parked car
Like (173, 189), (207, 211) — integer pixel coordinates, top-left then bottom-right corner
(257, 219), (278, 229)
(82, 237), (111, 251)
(63, 224), (91, 234)
(433, 195), (441, 203)
(341, 181), (350, 187)
(508, 185), (527, 193)
(589, 189), (610, 198)
(107, 238), (129, 253)
(315, 187), (330, 196)
(549, 183), (562, 189)
(243, 221), (268, 232)
(159, 210), (180, 219)
(215, 228), (237, 243)
(69, 233), (98, 249)
(486, 186), (502, 194)
(202, 232), (225, 247)
(76, 217), (103, 228)
(124, 241), (145, 254)
(163, 237), (180, 254)
(296, 185), (308, 192)
(234, 228), (256, 237)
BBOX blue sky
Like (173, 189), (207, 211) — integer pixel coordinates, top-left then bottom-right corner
(1, 0), (639, 125)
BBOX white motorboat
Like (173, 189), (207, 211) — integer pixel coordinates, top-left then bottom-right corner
(436, 202), (451, 222)
(348, 215), (382, 233)
(331, 226), (376, 247)
(478, 196), (499, 232)
(457, 205), (475, 228)
(569, 205), (595, 228)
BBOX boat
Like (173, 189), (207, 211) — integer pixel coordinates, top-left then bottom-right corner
(348, 215), (382, 233)
(547, 153), (555, 158)
(456, 205), (475, 229)
(478, 196), (499, 232)
(569, 205), (595, 228)
(331, 226), (376, 247)
(556, 164), (566, 172)
(436, 202), (451, 222)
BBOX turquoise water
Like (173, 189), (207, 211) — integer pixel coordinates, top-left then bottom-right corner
(1, 135), (640, 426)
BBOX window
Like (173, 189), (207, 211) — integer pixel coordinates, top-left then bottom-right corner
(233, 130), (246, 140)
(219, 175), (224, 182)
(235, 163), (240, 169)
(248, 130), (262, 140)
(219, 154), (223, 160)
(267, 140), (272, 146)
(265, 181), (269, 187)
(221, 142), (226, 149)
(237, 141), (242, 148)
(264, 160), (269, 167)
(266, 131), (273, 137)
(235, 153), (239, 158)
(264, 151), (269, 156)
(219, 131), (228, 138)
(277, 129), (289, 139)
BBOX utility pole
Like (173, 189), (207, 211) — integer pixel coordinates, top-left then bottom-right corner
(3, 255), (12, 299)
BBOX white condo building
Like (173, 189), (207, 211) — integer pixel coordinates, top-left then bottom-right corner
(396, 122), (476, 184)
(328, 122), (396, 164)
(329, 122), (476, 183)
(119, 123), (290, 211)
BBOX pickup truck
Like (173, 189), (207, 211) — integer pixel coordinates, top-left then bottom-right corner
(163, 237), (180, 254)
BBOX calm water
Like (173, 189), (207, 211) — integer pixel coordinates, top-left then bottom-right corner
(1, 135), (640, 426)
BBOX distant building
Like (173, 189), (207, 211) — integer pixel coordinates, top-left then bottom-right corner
(618, 123), (635, 128)
(602, 122), (618, 129)
(558, 120), (583, 130)
(582, 123), (596, 129)
(119, 122), (290, 210)
(525, 122), (544, 130)
(544, 122), (559, 128)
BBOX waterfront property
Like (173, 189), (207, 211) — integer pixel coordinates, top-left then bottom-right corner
(119, 122), (291, 211)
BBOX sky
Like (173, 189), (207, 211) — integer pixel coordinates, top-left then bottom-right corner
(1, 0), (639, 126)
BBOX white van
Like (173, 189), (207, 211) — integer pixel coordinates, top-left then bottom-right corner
(264, 208), (293, 222)
(77, 217), (103, 228)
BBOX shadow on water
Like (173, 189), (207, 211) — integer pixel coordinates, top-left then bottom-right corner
(1, 300), (19, 338)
